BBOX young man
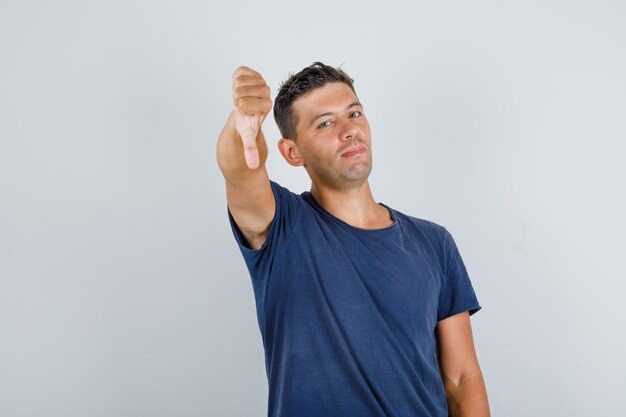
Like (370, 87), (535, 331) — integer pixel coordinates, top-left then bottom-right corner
(217, 62), (490, 417)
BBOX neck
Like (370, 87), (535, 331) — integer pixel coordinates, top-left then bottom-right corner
(309, 180), (394, 229)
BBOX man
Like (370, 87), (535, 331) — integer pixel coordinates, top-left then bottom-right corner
(217, 62), (490, 417)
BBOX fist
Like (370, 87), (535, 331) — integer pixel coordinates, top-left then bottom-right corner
(232, 66), (272, 169)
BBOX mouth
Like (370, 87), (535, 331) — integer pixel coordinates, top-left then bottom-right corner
(340, 146), (367, 158)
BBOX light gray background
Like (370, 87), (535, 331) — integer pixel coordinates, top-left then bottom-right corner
(1, 1), (625, 416)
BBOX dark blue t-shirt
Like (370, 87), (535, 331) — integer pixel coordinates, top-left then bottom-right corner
(227, 180), (481, 417)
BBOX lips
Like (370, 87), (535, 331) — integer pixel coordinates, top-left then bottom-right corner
(340, 146), (366, 157)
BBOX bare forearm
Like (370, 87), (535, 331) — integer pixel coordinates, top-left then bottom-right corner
(445, 373), (491, 417)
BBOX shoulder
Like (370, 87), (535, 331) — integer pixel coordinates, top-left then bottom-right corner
(269, 180), (303, 203)
(385, 206), (455, 261)
(228, 179), (305, 255)
(390, 206), (449, 239)
(268, 180), (308, 216)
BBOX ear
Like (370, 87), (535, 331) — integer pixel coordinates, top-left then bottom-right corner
(277, 138), (305, 167)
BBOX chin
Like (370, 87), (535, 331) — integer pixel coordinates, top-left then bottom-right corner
(341, 164), (372, 183)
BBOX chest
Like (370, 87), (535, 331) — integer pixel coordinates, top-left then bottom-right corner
(268, 219), (444, 341)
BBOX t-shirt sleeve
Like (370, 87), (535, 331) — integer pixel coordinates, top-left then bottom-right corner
(227, 180), (300, 280)
(436, 228), (482, 322)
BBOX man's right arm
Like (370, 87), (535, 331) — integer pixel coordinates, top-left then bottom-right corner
(216, 66), (275, 250)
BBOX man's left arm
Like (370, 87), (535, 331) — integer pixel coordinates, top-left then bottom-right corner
(436, 311), (491, 417)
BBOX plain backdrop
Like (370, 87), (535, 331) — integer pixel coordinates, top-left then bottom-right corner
(1, 1), (625, 416)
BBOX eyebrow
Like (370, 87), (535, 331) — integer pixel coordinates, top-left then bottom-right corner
(309, 101), (363, 127)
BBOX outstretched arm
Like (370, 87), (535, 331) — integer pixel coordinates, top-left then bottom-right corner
(216, 66), (275, 250)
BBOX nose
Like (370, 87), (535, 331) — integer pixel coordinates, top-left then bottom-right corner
(340, 121), (358, 141)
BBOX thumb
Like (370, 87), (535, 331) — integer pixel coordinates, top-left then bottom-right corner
(235, 113), (261, 169)
(241, 132), (260, 169)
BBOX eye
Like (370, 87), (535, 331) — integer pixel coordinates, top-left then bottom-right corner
(317, 111), (361, 129)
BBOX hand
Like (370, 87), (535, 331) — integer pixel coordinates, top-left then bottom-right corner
(231, 66), (272, 169)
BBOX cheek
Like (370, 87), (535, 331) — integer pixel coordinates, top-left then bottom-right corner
(361, 119), (371, 132)
(305, 145), (334, 165)
(362, 124), (372, 140)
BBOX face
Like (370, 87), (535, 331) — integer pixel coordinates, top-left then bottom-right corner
(286, 82), (372, 189)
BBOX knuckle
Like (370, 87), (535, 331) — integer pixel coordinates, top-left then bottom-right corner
(236, 97), (248, 109)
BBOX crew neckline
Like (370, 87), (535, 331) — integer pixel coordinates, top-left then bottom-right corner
(301, 191), (398, 232)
